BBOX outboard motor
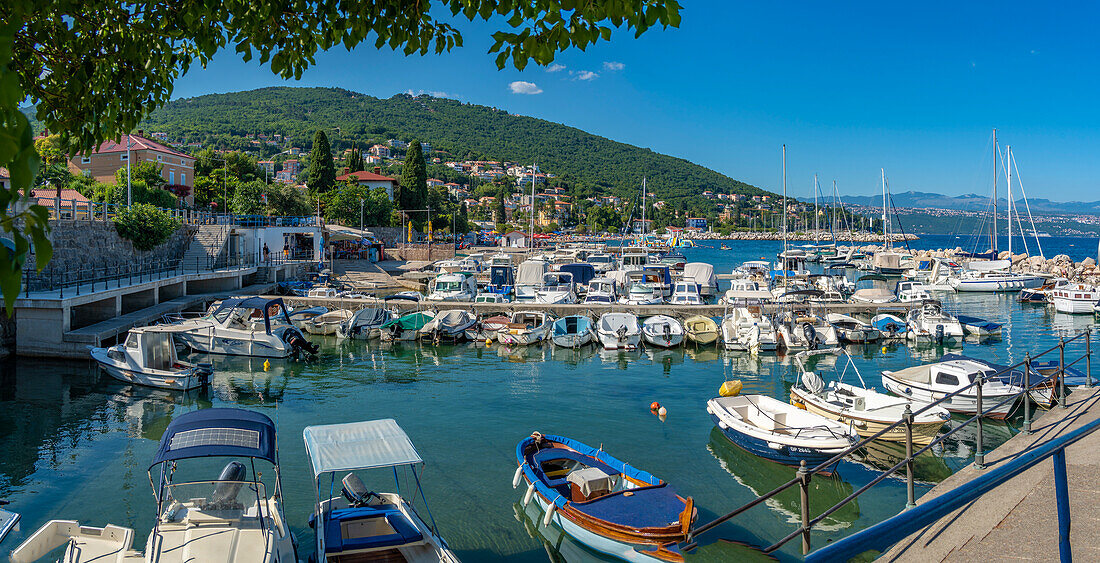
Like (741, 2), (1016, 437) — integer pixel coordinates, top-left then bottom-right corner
(284, 327), (319, 357)
(935, 324), (945, 344)
(802, 323), (817, 350)
(210, 461), (247, 506)
(196, 362), (214, 387)
(341, 473), (378, 507)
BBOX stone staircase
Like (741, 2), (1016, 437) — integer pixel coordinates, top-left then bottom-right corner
(181, 225), (230, 270)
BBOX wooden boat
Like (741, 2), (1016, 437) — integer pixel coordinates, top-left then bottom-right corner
(89, 327), (212, 391)
(789, 351), (949, 446)
(707, 394), (858, 467)
(381, 312), (435, 342)
(551, 315), (595, 348)
(597, 313), (641, 350)
(497, 311), (552, 346)
(641, 315), (683, 348)
(514, 433), (696, 562)
(683, 315), (718, 346)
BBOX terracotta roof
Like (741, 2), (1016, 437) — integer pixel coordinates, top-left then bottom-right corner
(0, 167), (8, 179)
(88, 134), (193, 160)
(337, 171), (398, 183)
(31, 188), (91, 204)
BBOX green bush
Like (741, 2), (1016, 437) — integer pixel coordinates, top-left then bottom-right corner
(113, 203), (181, 251)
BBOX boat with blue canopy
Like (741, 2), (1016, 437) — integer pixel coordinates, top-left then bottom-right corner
(303, 419), (456, 563)
(513, 432), (696, 562)
(12, 408), (298, 563)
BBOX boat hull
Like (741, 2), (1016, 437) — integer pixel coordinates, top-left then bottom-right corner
(551, 332), (594, 348)
(710, 414), (843, 467)
(1052, 297), (1098, 314)
(93, 358), (208, 391)
(790, 392), (942, 446)
(597, 331), (641, 350)
(881, 373), (1015, 419)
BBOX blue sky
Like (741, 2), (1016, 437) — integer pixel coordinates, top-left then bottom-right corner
(172, 2), (1100, 201)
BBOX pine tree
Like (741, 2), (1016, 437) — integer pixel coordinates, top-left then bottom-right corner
(306, 130), (336, 193)
(399, 140), (427, 211)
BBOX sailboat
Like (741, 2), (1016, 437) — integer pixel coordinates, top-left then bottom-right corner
(872, 169), (907, 276)
(950, 134), (1044, 292)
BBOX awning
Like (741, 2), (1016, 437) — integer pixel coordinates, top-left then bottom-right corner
(303, 419), (424, 477)
(151, 408), (277, 466)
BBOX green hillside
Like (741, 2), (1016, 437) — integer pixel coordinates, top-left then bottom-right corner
(137, 87), (768, 200)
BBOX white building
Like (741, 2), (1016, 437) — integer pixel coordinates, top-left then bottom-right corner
(336, 170), (400, 200)
(501, 231), (528, 248)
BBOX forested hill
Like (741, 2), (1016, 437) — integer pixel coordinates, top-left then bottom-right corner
(138, 87), (767, 200)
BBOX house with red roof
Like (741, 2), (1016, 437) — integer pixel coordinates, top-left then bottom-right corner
(67, 132), (196, 202)
(336, 170), (400, 200)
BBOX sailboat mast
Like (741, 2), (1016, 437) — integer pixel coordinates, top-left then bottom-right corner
(814, 174), (820, 243)
(641, 176), (646, 241)
(1007, 145), (1012, 268)
(782, 145), (788, 255)
(881, 168), (888, 250)
(992, 128), (998, 255)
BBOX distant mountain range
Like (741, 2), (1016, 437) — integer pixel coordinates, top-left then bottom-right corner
(803, 190), (1100, 215)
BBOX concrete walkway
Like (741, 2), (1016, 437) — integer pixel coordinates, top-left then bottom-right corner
(881, 386), (1100, 562)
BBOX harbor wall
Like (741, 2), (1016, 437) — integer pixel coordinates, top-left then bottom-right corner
(28, 220), (194, 275)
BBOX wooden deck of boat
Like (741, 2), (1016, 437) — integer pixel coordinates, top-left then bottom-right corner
(269, 296), (918, 318)
(878, 386), (1100, 562)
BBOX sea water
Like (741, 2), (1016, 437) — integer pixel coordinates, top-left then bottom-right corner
(1, 237), (1096, 561)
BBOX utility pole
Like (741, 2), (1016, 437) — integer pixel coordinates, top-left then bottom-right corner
(359, 197), (364, 231)
(126, 134), (133, 207)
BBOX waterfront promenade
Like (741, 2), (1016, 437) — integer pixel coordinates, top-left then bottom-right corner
(881, 386), (1100, 562)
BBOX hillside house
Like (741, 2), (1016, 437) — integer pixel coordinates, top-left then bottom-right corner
(368, 144), (391, 158)
(0, 167), (8, 190)
(686, 217), (708, 230)
(67, 133), (196, 202)
(336, 170), (399, 200)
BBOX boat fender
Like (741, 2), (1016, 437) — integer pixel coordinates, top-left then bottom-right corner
(512, 465), (524, 489)
(650, 401), (661, 412)
(719, 380), (743, 397)
(717, 420), (728, 430)
(705, 405), (714, 415)
(853, 420), (867, 429)
(523, 483), (536, 507)
(657, 406), (667, 417)
(542, 504), (557, 528)
(766, 442), (787, 452)
(263, 359), (270, 372)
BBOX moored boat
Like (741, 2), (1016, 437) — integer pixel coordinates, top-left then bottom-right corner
(336, 307), (392, 340)
(420, 309), (478, 342)
(497, 311), (553, 346)
(881, 358), (1027, 418)
(551, 315), (595, 348)
(707, 394), (859, 467)
(683, 315), (719, 346)
(513, 433), (696, 562)
(90, 327), (212, 391)
(381, 311), (435, 342)
(641, 315), (684, 348)
(597, 312), (642, 350)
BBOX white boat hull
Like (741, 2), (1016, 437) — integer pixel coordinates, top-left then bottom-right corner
(597, 331), (641, 350)
(1052, 297), (1098, 314)
(881, 373), (1015, 418)
(551, 332), (594, 348)
(92, 357), (208, 391)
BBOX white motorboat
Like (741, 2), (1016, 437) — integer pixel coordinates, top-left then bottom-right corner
(720, 308), (778, 352)
(895, 280), (932, 302)
(669, 281), (704, 305)
(948, 259), (1044, 292)
(551, 315), (595, 348)
(596, 312), (642, 350)
(457, 253), (484, 272)
(583, 277), (618, 305)
(426, 272), (478, 301)
(13, 409), (297, 563)
(420, 309), (478, 341)
(850, 274), (897, 304)
(160, 297), (318, 358)
(775, 311), (839, 351)
(586, 253), (617, 273)
(303, 419), (459, 563)
(825, 313), (882, 343)
(683, 262), (718, 299)
(882, 358), (1029, 418)
(1050, 283), (1100, 314)
(90, 327), (213, 391)
(475, 293), (509, 303)
(707, 394), (858, 467)
(905, 300), (965, 342)
(618, 283), (663, 305)
(337, 308), (393, 340)
(641, 315), (684, 348)
(790, 350), (949, 445)
(489, 252), (513, 267)
(534, 271), (577, 304)
(722, 279), (774, 305)
(496, 311), (553, 346)
(307, 285), (340, 298)
(871, 313), (908, 338)
(514, 260), (549, 302)
(288, 305), (328, 328)
(733, 260), (771, 280)
(306, 308), (354, 336)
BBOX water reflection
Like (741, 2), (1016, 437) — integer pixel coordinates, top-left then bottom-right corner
(850, 439), (952, 484)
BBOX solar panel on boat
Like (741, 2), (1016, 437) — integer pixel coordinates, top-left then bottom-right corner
(170, 427), (260, 450)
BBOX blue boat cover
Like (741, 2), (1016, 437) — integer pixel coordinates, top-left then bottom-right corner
(325, 505), (423, 553)
(560, 263), (597, 286)
(955, 315), (1002, 330)
(574, 484), (682, 528)
(150, 408), (277, 466)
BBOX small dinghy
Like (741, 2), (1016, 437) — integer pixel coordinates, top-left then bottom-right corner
(381, 312), (435, 342)
(684, 315), (719, 346)
(597, 313), (641, 350)
(288, 306), (329, 328)
(789, 350), (949, 445)
(306, 309), (354, 336)
(642, 315), (684, 348)
(90, 327), (212, 391)
(476, 314), (512, 341)
(337, 308), (392, 340)
(420, 310), (478, 342)
(870, 313), (907, 338)
(497, 311), (553, 346)
(551, 315), (595, 348)
(707, 393), (858, 467)
(826, 313), (882, 344)
(514, 433), (696, 562)
(956, 314), (1002, 337)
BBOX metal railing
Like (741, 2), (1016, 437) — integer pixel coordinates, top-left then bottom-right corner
(39, 196), (319, 228)
(22, 251), (306, 298)
(682, 328), (1093, 557)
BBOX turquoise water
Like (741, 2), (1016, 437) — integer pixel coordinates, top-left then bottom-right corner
(1, 238), (1098, 562)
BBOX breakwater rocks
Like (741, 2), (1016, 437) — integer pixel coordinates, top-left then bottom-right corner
(856, 245), (1100, 283)
(686, 231), (917, 242)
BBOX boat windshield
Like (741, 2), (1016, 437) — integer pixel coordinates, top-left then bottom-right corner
(588, 255), (612, 264)
(436, 281), (462, 292)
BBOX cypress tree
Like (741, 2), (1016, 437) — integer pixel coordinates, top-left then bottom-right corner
(347, 147), (363, 172)
(399, 140), (427, 211)
(306, 130), (336, 192)
(496, 185), (508, 223)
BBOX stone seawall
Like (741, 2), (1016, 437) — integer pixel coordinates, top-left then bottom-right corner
(28, 220), (194, 276)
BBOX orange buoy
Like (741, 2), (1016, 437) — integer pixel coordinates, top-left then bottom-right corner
(650, 401), (661, 411)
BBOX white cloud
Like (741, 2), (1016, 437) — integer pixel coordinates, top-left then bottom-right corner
(547, 63), (566, 73)
(509, 81), (543, 95)
(572, 70), (599, 81)
(603, 61), (625, 71)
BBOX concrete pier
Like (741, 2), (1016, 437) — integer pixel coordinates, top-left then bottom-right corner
(879, 386), (1100, 562)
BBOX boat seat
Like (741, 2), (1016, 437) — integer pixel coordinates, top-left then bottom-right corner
(532, 448), (620, 498)
(572, 484), (685, 528)
(325, 505), (423, 554)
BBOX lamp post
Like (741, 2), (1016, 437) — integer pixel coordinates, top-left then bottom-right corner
(126, 134), (134, 207)
(359, 197), (364, 231)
